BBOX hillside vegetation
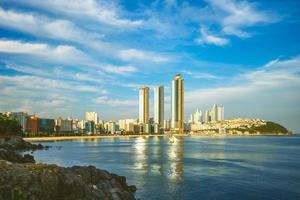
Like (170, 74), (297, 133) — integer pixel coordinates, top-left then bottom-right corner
(252, 121), (289, 134)
(0, 114), (22, 137)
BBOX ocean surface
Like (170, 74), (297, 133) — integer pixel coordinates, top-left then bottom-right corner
(30, 135), (300, 200)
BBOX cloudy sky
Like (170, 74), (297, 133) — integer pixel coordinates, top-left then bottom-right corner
(0, 0), (300, 132)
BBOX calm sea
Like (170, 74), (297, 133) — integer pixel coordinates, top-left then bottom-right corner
(30, 135), (300, 200)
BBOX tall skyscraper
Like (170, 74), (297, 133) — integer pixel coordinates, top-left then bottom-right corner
(217, 105), (224, 121)
(85, 112), (98, 123)
(171, 74), (184, 133)
(204, 110), (210, 123)
(139, 87), (149, 124)
(210, 104), (218, 122)
(189, 108), (202, 124)
(154, 85), (164, 127)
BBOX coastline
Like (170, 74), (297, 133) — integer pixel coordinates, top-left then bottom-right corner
(23, 133), (295, 142)
(24, 134), (166, 142)
(0, 136), (137, 200)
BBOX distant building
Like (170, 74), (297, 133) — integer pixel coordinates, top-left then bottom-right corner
(39, 118), (55, 133)
(144, 123), (151, 134)
(154, 85), (164, 127)
(85, 121), (95, 134)
(55, 117), (72, 132)
(209, 104), (225, 122)
(86, 112), (98, 123)
(154, 123), (161, 133)
(119, 119), (126, 130)
(210, 104), (218, 122)
(163, 120), (170, 131)
(77, 120), (86, 133)
(217, 106), (224, 121)
(139, 87), (149, 124)
(9, 112), (28, 132)
(26, 115), (39, 134)
(204, 110), (210, 123)
(171, 74), (184, 133)
(108, 121), (118, 134)
(119, 119), (138, 132)
(189, 108), (203, 124)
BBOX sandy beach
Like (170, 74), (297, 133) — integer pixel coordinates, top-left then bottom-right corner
(23, 133), (294, 142)
(23, 134), (169, 142)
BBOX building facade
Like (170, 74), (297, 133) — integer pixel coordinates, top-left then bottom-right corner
(139, 87), (149, 124)
(9, 112), (28, 132)
(55, 117), (72, 133)
(26, 115), (39, 134)
(39, 118), (55, 133)
(85, 112), (98, 123)
(217, 106), (224, 121)
(154, 86), (164, 127)
(163, 120), (171, 131)
(171, 74), (184, 133)
(189, 108), (203, 124)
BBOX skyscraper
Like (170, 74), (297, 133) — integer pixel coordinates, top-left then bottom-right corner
(171, 74), (184, 133)
(139, 87), (149, 124)
(210, 104), (218, 122)
(85, 112), (98, 123)
(154, 85), (164, 127)
(217, 105), (224, 121)
(189, 108), (202, 124)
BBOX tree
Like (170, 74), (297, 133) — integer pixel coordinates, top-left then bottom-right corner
(0, 113), (23, 137)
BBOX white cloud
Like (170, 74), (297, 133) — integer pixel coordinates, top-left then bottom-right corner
(102, 65), (137, 75)
(94, 96), (136, 107)
(207, 0), (278, 37)
(0, 7), (101, 42)
(0, 75), (98, 92)
(196, 27), (229, 46)
(10, 0), (142, 27)
(182, 70), (222, 80)
(0, 39), (91, 64)
(119, 49), (169, 62)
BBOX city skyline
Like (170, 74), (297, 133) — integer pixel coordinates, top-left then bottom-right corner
(0, 0), (300, 132)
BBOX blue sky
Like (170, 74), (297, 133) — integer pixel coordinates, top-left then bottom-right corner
(0, 0), (300, 132)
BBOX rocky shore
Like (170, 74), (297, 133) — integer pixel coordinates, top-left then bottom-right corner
(0, 136), (136, 200)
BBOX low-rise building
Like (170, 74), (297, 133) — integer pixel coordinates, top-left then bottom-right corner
(55, 117), (72, 133)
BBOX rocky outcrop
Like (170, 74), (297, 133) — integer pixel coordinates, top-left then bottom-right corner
(0, 136), (43, 151)
(0, 161), (136, 200)
(0, 137), (136, 200)
(0, 149), (35, 163)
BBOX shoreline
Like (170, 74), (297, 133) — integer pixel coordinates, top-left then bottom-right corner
(24, 134), (166, 142)
(23, 133), (296, 142)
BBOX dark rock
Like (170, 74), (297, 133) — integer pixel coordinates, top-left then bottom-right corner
(0, 136), (136, 200)
(0, 161), (136, 200)
(0, 136), (44, 151)
(0, 149), (35, 163)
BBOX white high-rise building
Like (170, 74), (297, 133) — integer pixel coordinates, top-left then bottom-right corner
(217, 105), (224, 121)
(86, 112), (98, 123)
(210, 104), (218, 122)
(154, 86), (164, 127)
(164, 120), (171, 131)
(189, 108), (202, 124)
(119, 119), (138, 132)
(204, 110), (210, 123)
(139, 87), (149, 124)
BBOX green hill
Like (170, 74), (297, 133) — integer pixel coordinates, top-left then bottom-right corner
(251, 121), (290, 134)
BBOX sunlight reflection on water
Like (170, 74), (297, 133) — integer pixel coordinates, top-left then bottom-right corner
(30, 135), (300, 200)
